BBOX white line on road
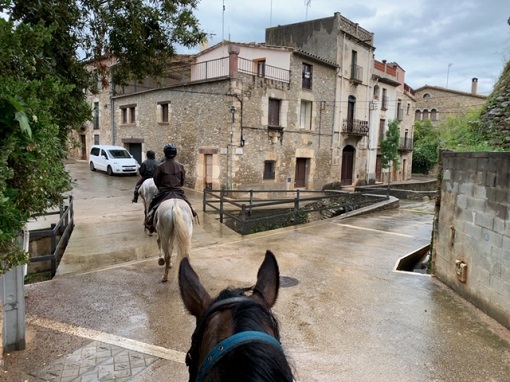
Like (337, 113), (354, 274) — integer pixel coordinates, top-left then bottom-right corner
(27, 315), (186, 364)
(333, 223), (414, 237)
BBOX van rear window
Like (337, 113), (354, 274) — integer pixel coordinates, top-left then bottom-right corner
(109, 149), (131, 158)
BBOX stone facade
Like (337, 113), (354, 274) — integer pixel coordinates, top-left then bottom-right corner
(266, 12), (376, 186)
(415, 80), (487, 125)
(434, 151), (510, 330)
(77, 12), (418, 190)
(84, 45), (337, 192)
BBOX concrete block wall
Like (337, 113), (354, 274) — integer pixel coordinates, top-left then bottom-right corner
(434, 151), (510, 329)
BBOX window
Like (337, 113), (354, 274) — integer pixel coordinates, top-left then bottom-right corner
(257, 60), (266, 78)
(93, 102), (99, 129)
(378, 119), (385, 143)
(397, 99), (403, 121)
(381, 89), (388, 110)
(130, 107), (135, 123)
(158, 101), (170, 123)
(406, 103), (410, 115)
(347, 96), (356, 131)
(263, 160), (276, 180)
(94, 134), (100, 145)
(415, 110), (421, 121)
(300, 100), (312, 129)
(423, 109), (429, 120)
(431, 109), (437, 121)
(423, 93), (431, 99)
(268, 98), (280, 127)
(120, 104), (137, 124)
(373, 85), (380, 100)
(121, 108), (128, 124)
(302, 63), (312, 89)
(350, 50), (358, 79)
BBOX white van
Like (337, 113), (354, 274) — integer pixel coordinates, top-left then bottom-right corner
(89, 145), (140, 176)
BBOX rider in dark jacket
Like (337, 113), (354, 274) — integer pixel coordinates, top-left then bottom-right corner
(132, 150), (159, 203)
(144, 144), (196, 233)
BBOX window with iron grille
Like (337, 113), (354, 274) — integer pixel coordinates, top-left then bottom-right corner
(94, 134), (100, 145)
(263, 160), (276, 180)
(302, 63), (312, 89)
(268, 98), (280, 127)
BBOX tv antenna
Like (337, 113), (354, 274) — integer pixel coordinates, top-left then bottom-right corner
(305, 0), (311, 20)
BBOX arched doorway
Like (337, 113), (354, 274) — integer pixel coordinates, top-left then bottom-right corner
(341, 145), (355, 185)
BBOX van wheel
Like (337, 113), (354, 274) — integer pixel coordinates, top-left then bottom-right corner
(107, 166), (113, 176)
(90, 162), (96, 171)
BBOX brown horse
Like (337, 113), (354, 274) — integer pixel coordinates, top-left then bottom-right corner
(178, 251), (295, 382)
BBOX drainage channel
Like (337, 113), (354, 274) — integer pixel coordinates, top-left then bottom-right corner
(394, 244), (431, 275)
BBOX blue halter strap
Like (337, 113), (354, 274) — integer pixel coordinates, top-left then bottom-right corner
(196, 331), (282, 382)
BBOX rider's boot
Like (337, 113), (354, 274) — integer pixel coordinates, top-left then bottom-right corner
(132, 192), (138, 203)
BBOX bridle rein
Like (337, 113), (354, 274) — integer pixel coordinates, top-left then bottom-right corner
(186, 296), (283, 382)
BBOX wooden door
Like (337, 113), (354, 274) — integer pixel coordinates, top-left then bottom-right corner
(295, 158), (306, 188)
(341, 146), (355, 185)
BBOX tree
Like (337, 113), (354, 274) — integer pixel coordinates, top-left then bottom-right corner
(412, 119), (439, 174)
(0, 0), (206, 274)
(380, 119), (400, 193)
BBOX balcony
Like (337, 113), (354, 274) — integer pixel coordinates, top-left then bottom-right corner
(399, 138), (413, 151)
(342, 119), (369, 136)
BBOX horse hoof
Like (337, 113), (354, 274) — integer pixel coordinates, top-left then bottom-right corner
(158, 258), (165, 266)
(161, 278), (168, 283)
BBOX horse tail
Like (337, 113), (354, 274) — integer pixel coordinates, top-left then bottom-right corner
(173, 202), (191, 261)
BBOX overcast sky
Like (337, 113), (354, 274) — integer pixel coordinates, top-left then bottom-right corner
(180, 0), (510, 96)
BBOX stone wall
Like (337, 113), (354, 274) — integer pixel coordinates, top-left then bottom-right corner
(433, 151), (510, 329)
(480, 61), (510, 150)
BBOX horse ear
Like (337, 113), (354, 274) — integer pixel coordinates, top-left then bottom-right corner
(253, 250), (280, 308)
(179, 258), (212, 318)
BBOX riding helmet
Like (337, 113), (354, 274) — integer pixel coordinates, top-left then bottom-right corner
(163, 143), (177, 158)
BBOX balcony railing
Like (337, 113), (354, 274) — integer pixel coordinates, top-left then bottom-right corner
(342, 119), (369, 136)
(399, 138), (413, 151)
(238, 58), (290, 83)
(350, 65), (363, 84)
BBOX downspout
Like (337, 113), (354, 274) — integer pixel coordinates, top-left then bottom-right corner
(365, 47), (373, 184)
(337, 32), (346, 150)
(111, 95), (115, 145)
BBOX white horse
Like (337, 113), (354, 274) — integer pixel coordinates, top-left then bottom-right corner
(138, 178), (158, 235)
(154, 198), (193, 282)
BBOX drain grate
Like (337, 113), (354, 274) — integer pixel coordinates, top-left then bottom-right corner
(280, 276), (299, 288)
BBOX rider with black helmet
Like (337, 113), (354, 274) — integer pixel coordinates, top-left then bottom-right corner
(144, 144), (197, 233)
(132, 149), (159, 203)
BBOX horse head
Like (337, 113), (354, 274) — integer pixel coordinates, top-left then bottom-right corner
(178, 251), (294, 382)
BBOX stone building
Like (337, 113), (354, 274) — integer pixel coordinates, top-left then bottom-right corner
(79, 42), (338, 192)
(414, 78), (487, 125)
(266, 12), (375, 186)
(266, 13), (417, 186)
(77, 12), (417, 190)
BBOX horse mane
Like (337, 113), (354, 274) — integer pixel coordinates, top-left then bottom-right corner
(202, 288), (295, 382)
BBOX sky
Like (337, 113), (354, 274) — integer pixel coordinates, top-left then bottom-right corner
(179, 0), (510, 96)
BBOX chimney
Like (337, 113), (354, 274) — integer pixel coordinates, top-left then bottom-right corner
(471, 77), (478, 95)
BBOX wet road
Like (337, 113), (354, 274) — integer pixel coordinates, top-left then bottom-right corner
(4, 161), (510, 381)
